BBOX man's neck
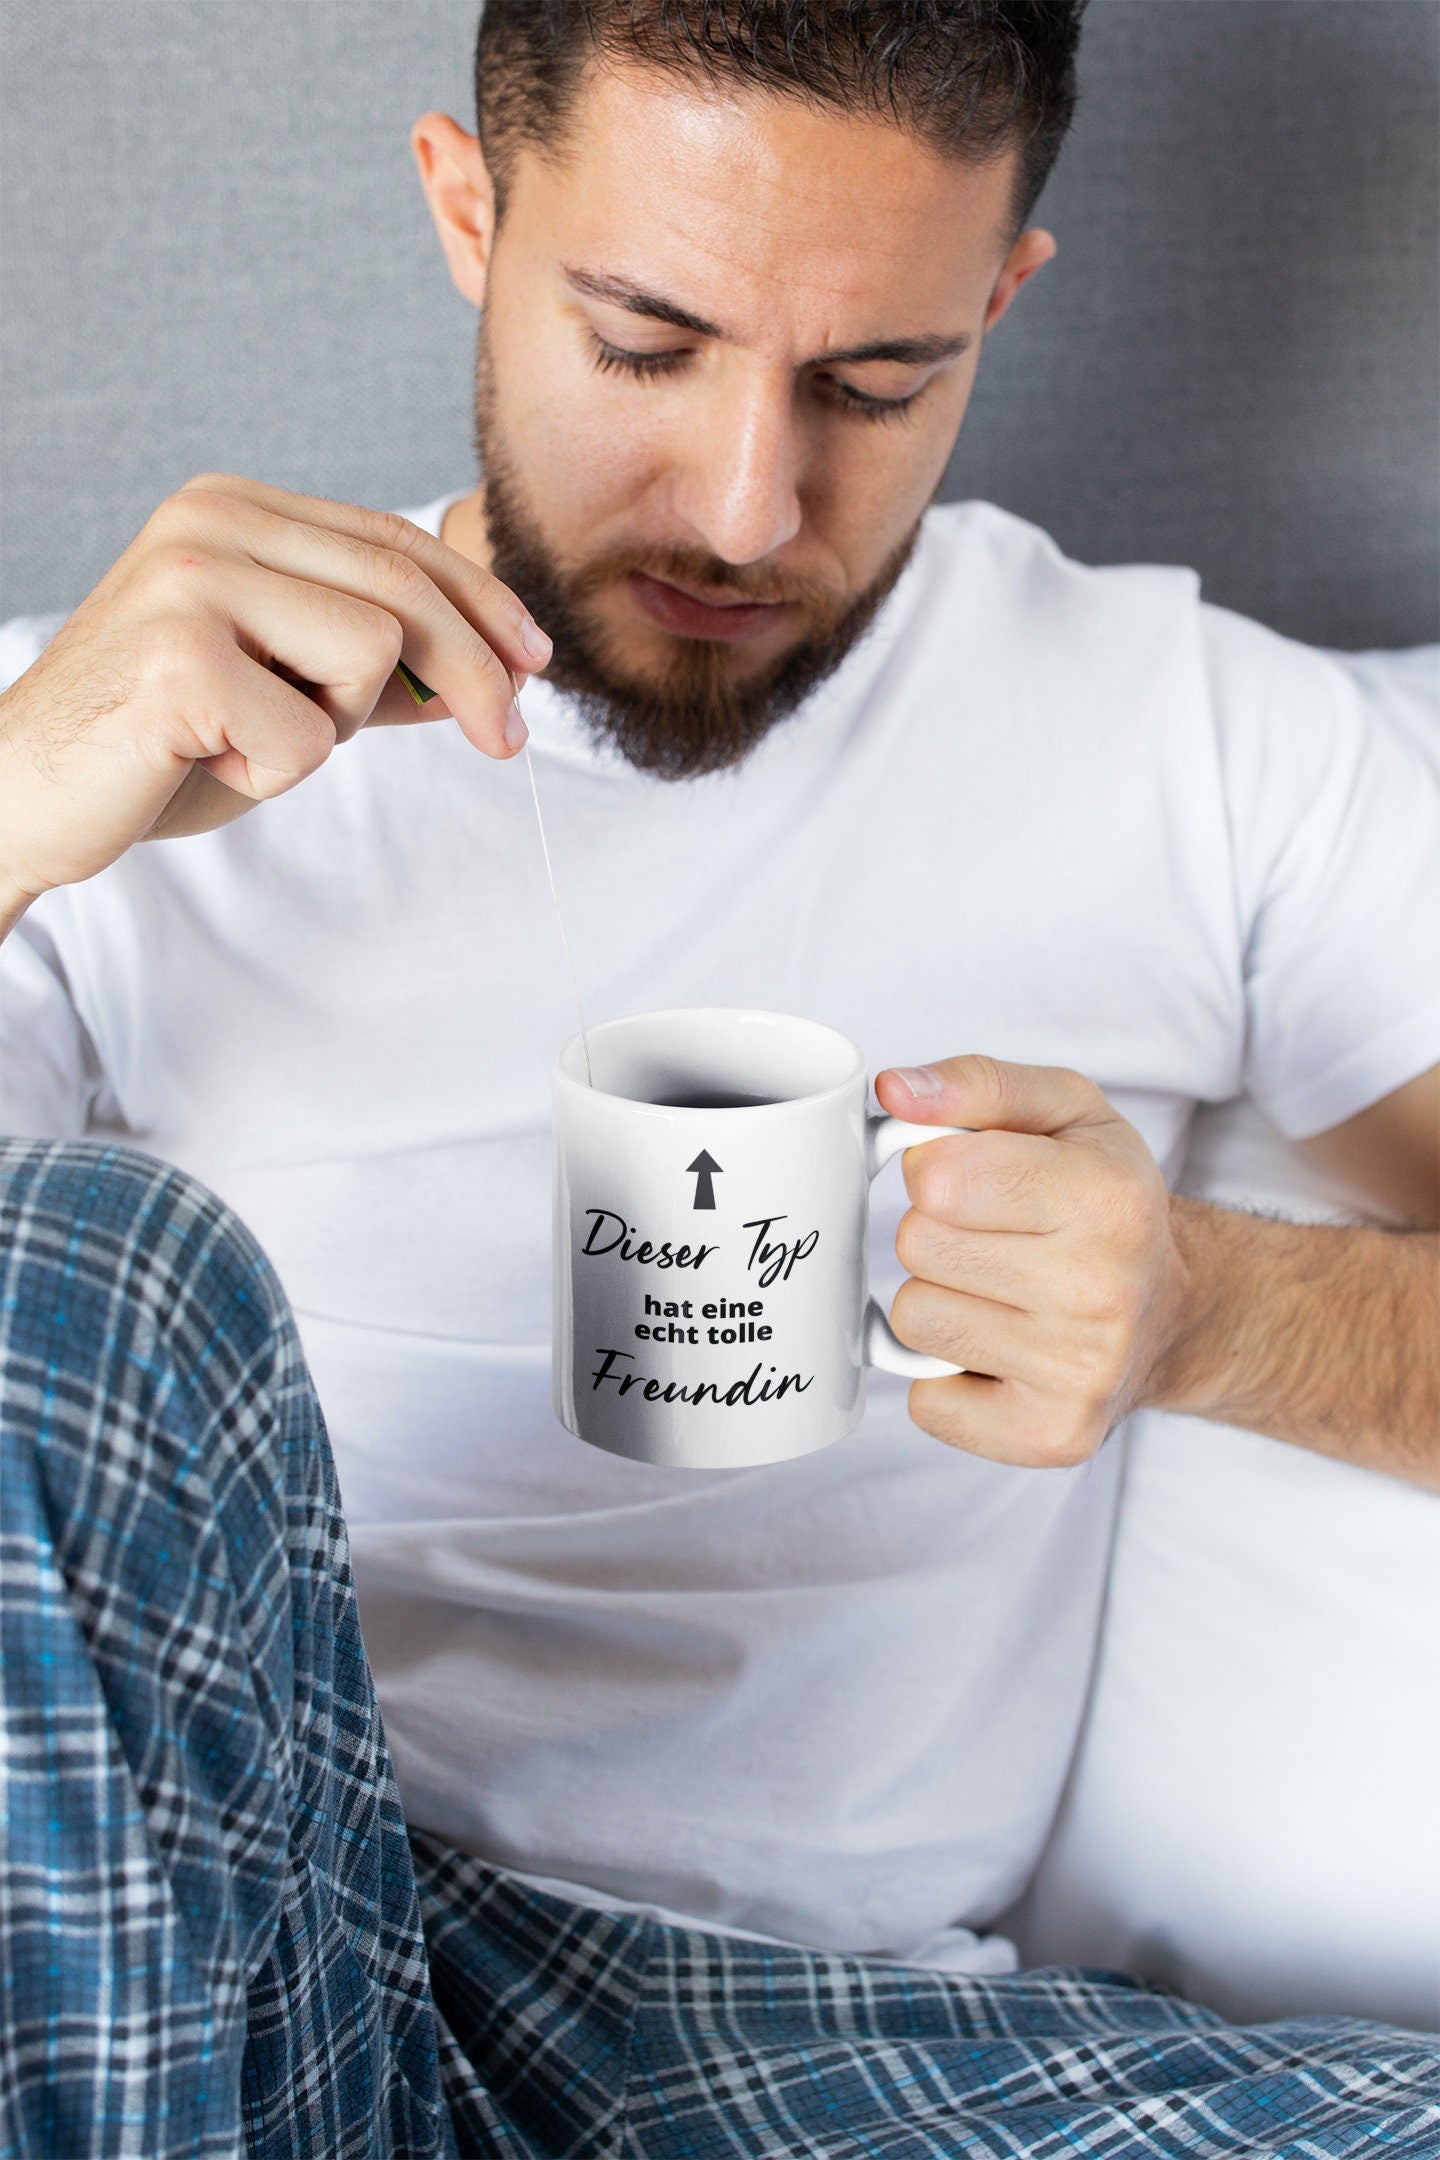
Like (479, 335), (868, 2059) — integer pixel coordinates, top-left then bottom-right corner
(440, 486), (490, 570)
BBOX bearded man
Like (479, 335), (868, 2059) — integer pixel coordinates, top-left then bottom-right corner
(0, 3), (1436, 2155)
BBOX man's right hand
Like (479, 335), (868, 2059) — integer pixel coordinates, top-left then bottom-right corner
(0, 474), (551, 936)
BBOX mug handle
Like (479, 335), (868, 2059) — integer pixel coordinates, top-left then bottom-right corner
(863, 1114), (970, 1380)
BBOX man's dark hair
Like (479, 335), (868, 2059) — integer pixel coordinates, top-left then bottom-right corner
(475, 1), (1086, 231)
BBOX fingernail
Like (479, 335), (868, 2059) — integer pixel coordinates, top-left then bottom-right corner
(893, 1064), (944, 1100)
(520, 617), (552, 665)
(503, 701), (529, 753)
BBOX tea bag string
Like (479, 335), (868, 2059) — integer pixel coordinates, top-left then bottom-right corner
(523, 735), (593, 1086)
(392, 658), (592, 1081)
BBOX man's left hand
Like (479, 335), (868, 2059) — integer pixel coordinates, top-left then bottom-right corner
(874, 1055), (1187, 1467)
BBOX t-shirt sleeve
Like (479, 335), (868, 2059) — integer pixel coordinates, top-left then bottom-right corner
(1204, 604), (1440, 1139)
(0, 910), (105, 1139)
(0, 613), (105, 1139)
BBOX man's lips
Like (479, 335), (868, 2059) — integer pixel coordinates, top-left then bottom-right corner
(627, 569), (793, 643)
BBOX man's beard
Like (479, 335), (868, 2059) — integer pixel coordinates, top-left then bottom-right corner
(474, 337), (919, 781)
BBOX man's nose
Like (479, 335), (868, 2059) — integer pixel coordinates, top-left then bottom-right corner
(670, 371), (803, 567)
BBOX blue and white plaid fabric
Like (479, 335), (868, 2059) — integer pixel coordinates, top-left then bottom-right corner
(417, 1843), (1440, 2158)
(0, 1141), (452, 2159)
(3, 1140), (1437, 2160)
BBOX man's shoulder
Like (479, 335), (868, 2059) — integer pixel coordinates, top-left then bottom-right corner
(0, 611), (68, 694)
(901, 500), (1215, 717)
(910, 500), (1204, 647)
(917, 496), (1196, 585)
(914, 506), (1437, 742)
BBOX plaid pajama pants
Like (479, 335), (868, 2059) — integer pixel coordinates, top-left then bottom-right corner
(2, 1141), (1436, 2160)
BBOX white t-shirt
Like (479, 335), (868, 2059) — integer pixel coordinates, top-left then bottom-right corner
(2, 497), (1436, 1972)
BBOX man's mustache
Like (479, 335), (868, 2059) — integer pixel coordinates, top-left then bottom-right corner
(567, 544), (847, 627)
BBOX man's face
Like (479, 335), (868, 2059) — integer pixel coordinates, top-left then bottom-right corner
(418, 66), (1050, 775)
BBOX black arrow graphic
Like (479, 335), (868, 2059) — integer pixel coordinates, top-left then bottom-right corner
(686, 1150), (723, 1210)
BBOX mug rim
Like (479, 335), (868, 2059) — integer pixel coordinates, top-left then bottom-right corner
(553, 1005), (867, 1115)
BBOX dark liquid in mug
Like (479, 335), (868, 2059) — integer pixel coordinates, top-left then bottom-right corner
(650, 1089), (779, 1110)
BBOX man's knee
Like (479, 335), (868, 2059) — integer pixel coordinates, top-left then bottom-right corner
(0, 1139), (337, 1719)
(0, 1138), (298, 1469)
(0, 1136), (265, 1274)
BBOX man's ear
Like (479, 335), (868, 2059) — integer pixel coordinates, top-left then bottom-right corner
(411, 112), (497, 310)
(985, 227), (1057, 333)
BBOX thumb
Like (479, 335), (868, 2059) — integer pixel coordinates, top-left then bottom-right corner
(874, 1053), (1113, 1137)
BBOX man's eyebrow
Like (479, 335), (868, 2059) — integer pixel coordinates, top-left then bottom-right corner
(818, 332), (972, 367)
(564, 266), (725, 340)
(563, 266), (971, 369)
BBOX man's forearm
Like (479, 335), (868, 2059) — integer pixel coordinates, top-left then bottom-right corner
(1148, 1198), (1439, 1489)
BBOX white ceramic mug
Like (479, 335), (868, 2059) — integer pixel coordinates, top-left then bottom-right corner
(552, 1007), (965, 1469)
